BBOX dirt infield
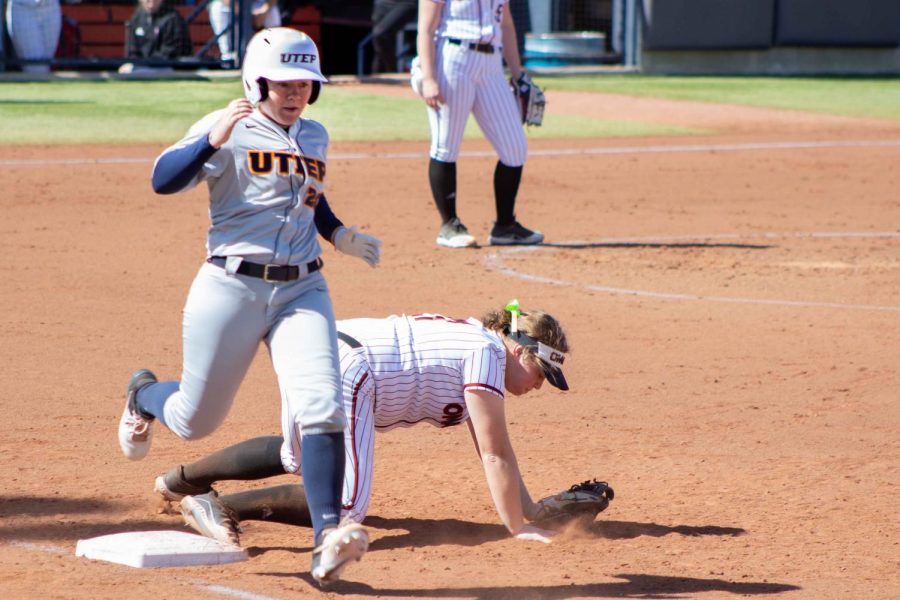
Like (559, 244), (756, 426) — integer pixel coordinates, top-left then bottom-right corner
(1, 88), (898, 599)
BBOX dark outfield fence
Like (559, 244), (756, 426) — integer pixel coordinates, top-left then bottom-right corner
(3, 0), (895, 76)
(639, 0), (900, 74)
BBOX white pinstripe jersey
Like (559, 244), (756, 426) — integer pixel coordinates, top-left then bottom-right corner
(337, 314), (507, 431)
(432, 0), (506, 44)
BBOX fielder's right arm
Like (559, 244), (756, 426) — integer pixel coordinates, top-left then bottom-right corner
(465, 391), (554, 543)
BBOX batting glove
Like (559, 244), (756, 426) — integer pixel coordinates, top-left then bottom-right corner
(334, 226), (381, 268)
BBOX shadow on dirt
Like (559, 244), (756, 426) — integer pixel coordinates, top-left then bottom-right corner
(593, 519), (745, 539)
(0, 518), (181, 542)
(0, 494), (196, 542)
(359, 516), (744, 550)
(365, 516), (508, 550)
(0, 495), (118, 517)
(539, 241), (773, 250)
(273, 571), (799, 598)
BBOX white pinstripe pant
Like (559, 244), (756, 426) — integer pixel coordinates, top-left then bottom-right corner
(281, 338), (376, 523)
(428, 39), (527, 166)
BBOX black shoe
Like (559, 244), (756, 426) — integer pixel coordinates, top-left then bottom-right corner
(488, 221), (544, 245)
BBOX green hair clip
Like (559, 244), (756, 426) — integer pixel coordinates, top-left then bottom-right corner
(505, 299), (521, 333)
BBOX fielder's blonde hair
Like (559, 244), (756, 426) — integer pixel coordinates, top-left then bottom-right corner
(481, 305), (570, 362)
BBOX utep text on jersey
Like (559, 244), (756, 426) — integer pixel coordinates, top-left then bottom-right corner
(247, 150), (326, 207)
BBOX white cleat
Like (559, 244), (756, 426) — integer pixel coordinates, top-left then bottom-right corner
(310, 522), (369, 586)
(154, 469), (214, 503)
(180, 491), (241, 547)
(117, 369), (157, 461)
(154, 475), (185, 503)
(436, 218), (477, 248)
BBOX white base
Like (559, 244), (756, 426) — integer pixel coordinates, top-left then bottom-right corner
(76, 530), (247, 568)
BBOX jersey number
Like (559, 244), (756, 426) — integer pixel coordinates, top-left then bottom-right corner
(304, 188), (320, 208)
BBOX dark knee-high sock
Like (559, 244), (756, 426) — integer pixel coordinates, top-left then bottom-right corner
(220, 484), (312, 527)
(301, 432), (345, 545)
(178, 436), (285, 489)
(494, 161), (523, 226)
(429, 158), (458, 224)
(135, 381), (179, 420)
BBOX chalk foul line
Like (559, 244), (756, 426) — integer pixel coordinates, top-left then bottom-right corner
(3, 138), (900, 166)
(483, 231), (900, 313)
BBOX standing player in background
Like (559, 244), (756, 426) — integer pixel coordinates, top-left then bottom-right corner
(154, 301), (569, 545)
(5, 0), (61, 74)
(413, 0), (542, 248)
(208, 0), (281, 62)
(116, 27), (381, 585)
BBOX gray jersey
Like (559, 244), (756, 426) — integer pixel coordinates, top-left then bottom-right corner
(156, 109), (329, 265)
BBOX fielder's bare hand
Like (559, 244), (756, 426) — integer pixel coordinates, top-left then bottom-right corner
(209, 99), (254, 148)
(420, 77), (443, 110)
(513, 524), (556, 544)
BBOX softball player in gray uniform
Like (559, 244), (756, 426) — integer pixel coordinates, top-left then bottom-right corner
(155, 302), (570, 545)
(414, 0), (543, 248)
(116, 28), (378, 585)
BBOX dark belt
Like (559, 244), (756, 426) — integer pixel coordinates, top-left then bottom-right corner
(337, 331), (362, 349)
(447, 38), (495, 54)
(207, 256), (323, 282)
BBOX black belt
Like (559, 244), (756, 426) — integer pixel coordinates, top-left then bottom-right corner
(447, 38), (495, 54)
(208, 256), (323, 282)
(337, 331), (362, 349)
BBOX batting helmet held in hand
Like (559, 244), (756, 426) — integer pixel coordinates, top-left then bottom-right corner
(242, 27), (327, 106)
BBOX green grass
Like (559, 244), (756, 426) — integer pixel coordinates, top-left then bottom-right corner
(1, 75), (898, 144)
(0, 80), (242, 144)
(535, 76), (900, 121)
(304, 90), (697, 141)
(0, 79), (693, 144)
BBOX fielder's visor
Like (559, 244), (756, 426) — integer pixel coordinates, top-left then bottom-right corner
(508, 331), (569, 391)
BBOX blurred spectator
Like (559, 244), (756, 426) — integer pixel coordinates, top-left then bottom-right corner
(371, 0), (416, 73)
(5, 0), (62, 74)
(208, 0), (280, 63)
(119, 0), (191, 73)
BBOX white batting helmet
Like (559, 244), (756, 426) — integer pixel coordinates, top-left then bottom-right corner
(242, 27), (327, 106)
